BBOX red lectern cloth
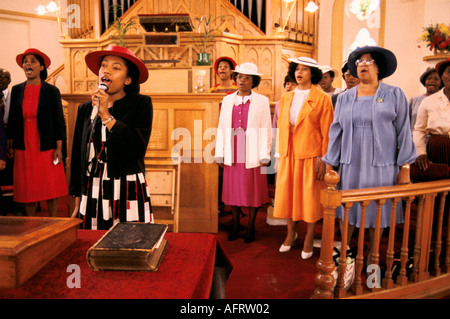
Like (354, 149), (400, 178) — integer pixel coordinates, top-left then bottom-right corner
(0, 230), (232, 299)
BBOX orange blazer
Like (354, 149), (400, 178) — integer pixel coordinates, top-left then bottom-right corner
(276, 85), (334, 159)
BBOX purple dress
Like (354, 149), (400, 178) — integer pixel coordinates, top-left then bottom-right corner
(222, 99), (269, 207)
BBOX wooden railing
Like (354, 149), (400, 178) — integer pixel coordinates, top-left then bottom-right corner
(313, 171), (450, 299)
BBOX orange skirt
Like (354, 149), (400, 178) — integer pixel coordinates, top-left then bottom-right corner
(273, 132), (324, 223)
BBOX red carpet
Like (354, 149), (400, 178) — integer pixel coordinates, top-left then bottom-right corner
(27, 197), (319, 299)
(7, 195), (429, 300)
(3, 196), (319, 299)
(217, 206), (319, 299)
(4, 194), (448, 301)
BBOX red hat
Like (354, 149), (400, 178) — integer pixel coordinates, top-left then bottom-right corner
(16, 48), (51, 68)
(436, 58), (450, 78)
(213, 56), (237, 76)
(85, 46), (149, 83)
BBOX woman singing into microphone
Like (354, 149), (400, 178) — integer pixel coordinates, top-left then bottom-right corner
(69, 46), (153, 230)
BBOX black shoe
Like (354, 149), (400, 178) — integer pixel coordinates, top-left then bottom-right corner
(228, 225), (240, 241)
(244, 227), (255, 243)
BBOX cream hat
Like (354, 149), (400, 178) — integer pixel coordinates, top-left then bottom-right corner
(320, 65), (340, 78)
(288, 57), (320, 69)
(233, 62), (263, 76)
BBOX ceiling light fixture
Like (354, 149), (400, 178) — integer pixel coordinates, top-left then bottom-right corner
(305, 1), (319, 13)
(34, 0), (63, 37)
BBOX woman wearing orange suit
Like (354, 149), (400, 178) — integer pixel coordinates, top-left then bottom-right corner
(273, 57), (334, 259)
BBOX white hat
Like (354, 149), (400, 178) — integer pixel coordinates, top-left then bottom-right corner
(288, 57), (320, 68)
(320, 65), (340, 78)
(233, 62), (263, 76)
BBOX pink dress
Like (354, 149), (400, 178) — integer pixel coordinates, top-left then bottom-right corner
(221, 99), (269, 207)
(14, 84), (68, 203)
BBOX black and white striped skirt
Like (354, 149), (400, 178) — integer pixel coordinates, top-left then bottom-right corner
(78, 161), (153, 230)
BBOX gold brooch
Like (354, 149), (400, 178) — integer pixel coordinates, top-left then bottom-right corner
(376, 97), (383, 103)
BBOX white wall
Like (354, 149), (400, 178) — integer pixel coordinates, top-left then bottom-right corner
(317, 0), (334, 69)
(317, 0), (450, 100)
(383, 0), (426, 100)
(0, 0), (67, 89)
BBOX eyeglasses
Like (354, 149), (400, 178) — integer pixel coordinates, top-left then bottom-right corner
(355, 59), (375, 67)
(236, 74), (253, 81)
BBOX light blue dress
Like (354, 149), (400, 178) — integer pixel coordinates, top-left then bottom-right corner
(323, 83), (417, 228)
(409, 94), (426, 131)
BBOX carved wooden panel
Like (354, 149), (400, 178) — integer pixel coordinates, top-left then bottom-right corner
(148, 109), (169, 151)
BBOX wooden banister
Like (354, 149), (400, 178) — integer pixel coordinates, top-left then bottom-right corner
(396, 196), (414, 286)
(313, 171), (450, 299)
(312, 170), (341, 299)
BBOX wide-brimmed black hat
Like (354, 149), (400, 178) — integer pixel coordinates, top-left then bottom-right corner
(348, 46), (397, 80)
(341, 60), (349, 79)
(419, 67), (438, 87)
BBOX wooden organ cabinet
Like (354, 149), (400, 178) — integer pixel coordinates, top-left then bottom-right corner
(144, 93), (222, 233)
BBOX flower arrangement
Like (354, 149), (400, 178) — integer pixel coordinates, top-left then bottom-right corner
(419, 23), (450, 52)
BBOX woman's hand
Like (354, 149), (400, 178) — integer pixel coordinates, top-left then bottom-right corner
(260, 158), (271, 167)
(325, 164), (335, 173)
(71, 197), (81, 218)
(0, 160), (5, 171)
(92, 87), (110, 119)
(53, 140), (63, 165)
(316, 156), (326, 181)
(396, 165), (411, 185)
(92, 87), (117, 130)
(6, 139), (14, 159)
(415, 154), (431, 171)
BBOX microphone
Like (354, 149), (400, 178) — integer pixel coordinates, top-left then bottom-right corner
(91, 83), (109, 121)
(98, 82), (109, 92)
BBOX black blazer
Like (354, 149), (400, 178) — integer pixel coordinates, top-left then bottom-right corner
(69, 93), (153, 197)
(8, 81), (66, 151)
(0, 112), (5, 162)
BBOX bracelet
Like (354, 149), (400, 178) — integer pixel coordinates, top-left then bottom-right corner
(102, 115), (114, 125)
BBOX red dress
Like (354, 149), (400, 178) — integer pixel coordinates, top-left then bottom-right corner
(13, 84), (68, 203)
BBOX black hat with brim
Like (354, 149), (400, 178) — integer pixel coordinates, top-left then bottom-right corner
(419, 68), (438, 87)
(348, 46), (397, 80)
